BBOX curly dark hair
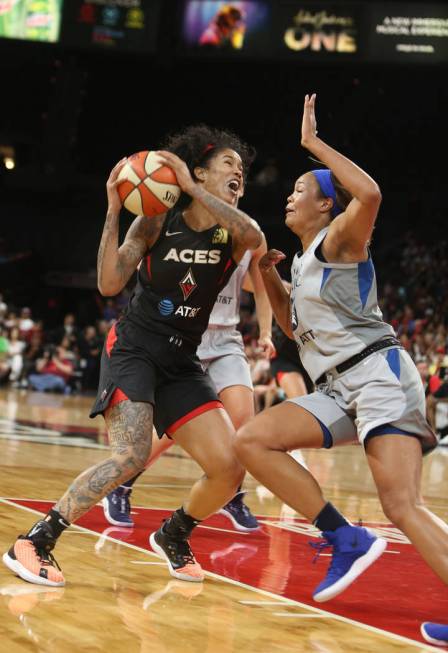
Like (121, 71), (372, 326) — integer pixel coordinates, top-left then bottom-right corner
(161, 124), (256, 209)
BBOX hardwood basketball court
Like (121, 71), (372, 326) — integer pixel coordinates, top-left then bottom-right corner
(1, 388), (447, 652)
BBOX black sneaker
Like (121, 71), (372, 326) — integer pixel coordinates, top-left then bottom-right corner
(149, 525), (204, 582)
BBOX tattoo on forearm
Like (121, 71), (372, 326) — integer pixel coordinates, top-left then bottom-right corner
(197, 189), (261, 245)
(55, 401), (153, 522)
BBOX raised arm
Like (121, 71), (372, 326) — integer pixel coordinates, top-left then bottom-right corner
(258, 249), (293, 339)
(248, 236), (275, 358)
(301, 94), (382, 259)
(97, 159), (165, 296)
(155, 150), (262, 253)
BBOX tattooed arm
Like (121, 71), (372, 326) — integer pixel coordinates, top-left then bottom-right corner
(155, 150), (262, 255)
(97, 159), (166, 296)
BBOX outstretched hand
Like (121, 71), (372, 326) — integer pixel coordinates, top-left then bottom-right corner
(259, 249), (286, 272)
(301, 93), (318, 148)
(257, 334), (276, 359)
(156, 150), (196, 196)
(106, 158), (127, 214)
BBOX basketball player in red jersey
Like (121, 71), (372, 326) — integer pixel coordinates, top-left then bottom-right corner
(3, 125), (262, 586)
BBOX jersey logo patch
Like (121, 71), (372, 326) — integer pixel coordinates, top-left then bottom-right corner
(212, 227), (228, 244)
(179, 268), (197, 301)
(158, 299), (174, 316)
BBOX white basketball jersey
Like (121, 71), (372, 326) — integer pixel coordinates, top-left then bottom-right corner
(208, 250), (252, 327)
(290, 228), (394, 382)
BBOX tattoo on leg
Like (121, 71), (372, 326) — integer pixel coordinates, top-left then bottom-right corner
(56, 401), (153, 522)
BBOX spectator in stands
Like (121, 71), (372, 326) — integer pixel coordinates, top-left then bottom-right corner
(18, 307), (35, 342)
(78, 325), (102, 390)
(102, 298), (118, 323)
(51, 313), (79, 350)
(4, 309), (18, 331)
(6, 326), (26, 384)
(16, 331), (44, 388)
(426, 358), (448, 434)
(0, 325), (10, 384)
(28, 340), (74, 394)
(0, 293), (7, 320)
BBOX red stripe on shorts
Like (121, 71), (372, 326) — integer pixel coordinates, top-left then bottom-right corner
(165, 400), (223, 436)
(108, 387), (129, 409)
(106, 323), (117, 357)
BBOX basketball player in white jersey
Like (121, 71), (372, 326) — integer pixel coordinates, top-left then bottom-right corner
(235, 94), (446, 603)
(103, 238), (275, 531)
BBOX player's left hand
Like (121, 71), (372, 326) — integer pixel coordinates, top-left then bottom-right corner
(301, 93), (318, 147)
(257, 335), (276, 359)
(259, 249), (286, 272)
(156, 150), (196, 195)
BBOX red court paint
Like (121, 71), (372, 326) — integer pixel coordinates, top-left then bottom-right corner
(10, 499), (447, 647)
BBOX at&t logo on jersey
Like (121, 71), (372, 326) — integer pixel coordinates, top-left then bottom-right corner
(175, 305), (201, 318)
(158, 299), (174, 316)
(163, 249), (221, 264)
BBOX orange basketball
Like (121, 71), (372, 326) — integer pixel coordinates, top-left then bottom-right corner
(117, 151), (181, 217)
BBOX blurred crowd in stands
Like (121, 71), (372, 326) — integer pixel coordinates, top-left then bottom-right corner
(0, 235), (447, 437)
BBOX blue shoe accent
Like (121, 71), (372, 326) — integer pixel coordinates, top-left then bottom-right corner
(102, 487), (134, 527)
(421, 622), (448, 645)
(312, 525), (387, 602)
(218, 493), (259, 532)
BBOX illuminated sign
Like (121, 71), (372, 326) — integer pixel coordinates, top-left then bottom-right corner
(180, 0), (271, 56)
(366, 3), (448, 63)
(60, 0), (160, 52)
(0, 0), (63, 42)
(283, 8), (357, 54)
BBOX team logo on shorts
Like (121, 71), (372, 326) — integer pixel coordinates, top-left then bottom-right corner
(179, 268), (197, 301)
(212, 227), (228, 244)
(158, 298), (174, 316)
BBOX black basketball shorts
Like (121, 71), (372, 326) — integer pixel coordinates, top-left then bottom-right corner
(90, 320), (222, 437)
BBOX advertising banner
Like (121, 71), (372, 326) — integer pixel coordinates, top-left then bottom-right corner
(0, 0), (62, 42)
(179, 0), (271, 56)
(366, 3), (448, 63)
(274, 2), (364, 61)
(60, 0), (161, 52)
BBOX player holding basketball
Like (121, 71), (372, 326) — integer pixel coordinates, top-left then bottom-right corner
(3, 125), (262, 586)
(103, 239), (274, 532)
(235, 94), (447, 603)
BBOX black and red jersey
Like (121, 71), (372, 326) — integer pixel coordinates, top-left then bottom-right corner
(123, 209), (237, 347)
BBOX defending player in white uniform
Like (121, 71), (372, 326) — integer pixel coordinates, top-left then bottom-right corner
(235, 94), (446, 604)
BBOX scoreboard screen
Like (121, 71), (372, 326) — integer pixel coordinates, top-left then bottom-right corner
(60, 0), (161, 52)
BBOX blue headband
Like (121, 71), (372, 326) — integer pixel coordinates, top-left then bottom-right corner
(311, 169), (342, 218)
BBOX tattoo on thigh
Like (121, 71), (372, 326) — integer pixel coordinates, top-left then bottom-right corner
(107, 401), (153, 465)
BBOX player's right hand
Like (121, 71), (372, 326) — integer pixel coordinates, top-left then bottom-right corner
(259, 249), (286, 272)
(106, 158), (127, 214)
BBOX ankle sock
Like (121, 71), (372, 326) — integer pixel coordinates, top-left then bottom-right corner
(313, 502), (349, 533)
(121, 471), (144, 490)
(26, 508), (70, 541)
(164, 507), (201, 539)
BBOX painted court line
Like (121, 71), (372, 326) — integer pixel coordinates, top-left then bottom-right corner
(130, 561), (166, 566)
(272, 613), (328, 618)
(0, 497), (437, 653)
(239, 600), (296, 606)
